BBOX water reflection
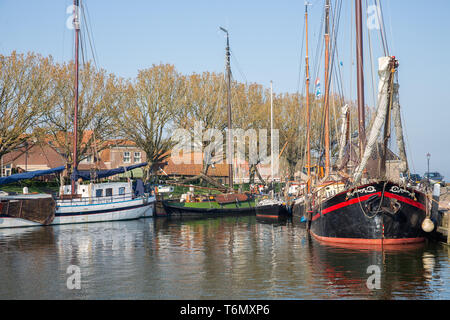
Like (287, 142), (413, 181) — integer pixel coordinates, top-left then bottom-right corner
(0, 217), (448, 299)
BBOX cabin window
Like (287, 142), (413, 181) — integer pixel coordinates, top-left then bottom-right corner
(123, 152), (131, 163)
(106, 188), (113, 197)
(119, 187), (125, 195)
(134, 152), (141, 163)
(96, 189), (103, 197)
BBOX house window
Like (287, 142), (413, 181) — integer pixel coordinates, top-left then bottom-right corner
(2, 164), (12, 177)
(106, 188), (113, 197)
(96, 189), (103, 197)
(123, 152), (131, 163)
(134, 152), (141, 163)
(119, 187), (125, 195)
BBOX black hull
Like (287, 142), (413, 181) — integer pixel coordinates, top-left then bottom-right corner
(301, 181), (427, 245)
(154, 199), (169, 217)
(162, 202), (256, 219)
(291, 201), (306, 218)
(255, 204), (290, 219)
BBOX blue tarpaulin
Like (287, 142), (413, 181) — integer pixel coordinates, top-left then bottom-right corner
(0, 166), (66, 185)
(71, 162), (148, 181)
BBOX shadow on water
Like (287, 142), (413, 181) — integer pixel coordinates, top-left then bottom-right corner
(0, 216), (448, 299)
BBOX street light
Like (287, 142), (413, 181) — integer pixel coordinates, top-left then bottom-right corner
(426, 153), (431, 183)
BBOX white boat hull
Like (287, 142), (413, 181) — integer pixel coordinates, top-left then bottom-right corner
(0, 195), (155, 228)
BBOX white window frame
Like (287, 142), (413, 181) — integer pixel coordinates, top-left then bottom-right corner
(123, 151), (131, 163)
(2, 164), (12, 176)
(134, 152), (141, 163)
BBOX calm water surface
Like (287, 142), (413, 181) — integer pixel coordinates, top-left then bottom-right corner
(0, 216), (449, 299)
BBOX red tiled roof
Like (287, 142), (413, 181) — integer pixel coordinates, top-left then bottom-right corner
(2, 143), (66, 168)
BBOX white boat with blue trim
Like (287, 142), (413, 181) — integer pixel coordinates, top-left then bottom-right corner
(0, 179), (155, 228)
(0, 2), (157, 228)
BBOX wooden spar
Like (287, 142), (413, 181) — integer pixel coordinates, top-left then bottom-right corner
(324, 0), (331, 178)
(305, 4), (311, 192)
(355, 0), (366, 159)
(380, 59), (395, 177)
(71, 0), (80, 195)
(270, 81), (274, 183)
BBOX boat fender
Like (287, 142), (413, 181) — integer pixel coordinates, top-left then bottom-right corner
(421, 218), (435, 233)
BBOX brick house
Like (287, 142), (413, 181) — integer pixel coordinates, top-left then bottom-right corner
(1, 142), (66, 177)
(99, 140), (146, 170)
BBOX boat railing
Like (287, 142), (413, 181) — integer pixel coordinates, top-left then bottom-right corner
(56, 192), (143, 206)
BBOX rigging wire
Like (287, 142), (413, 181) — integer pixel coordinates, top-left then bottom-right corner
(230, 50), (248, 85)
(81, 0), (100, 68)
(385, 0), (396, 55)
(365, 0), (378, 118)
(296, 7), (306, 94)
(374, 0), (389, 56)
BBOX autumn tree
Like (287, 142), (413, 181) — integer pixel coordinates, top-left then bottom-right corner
(0, 51), (53, 160)
(41, 61), (121, 169)
(177, 71), (227, 177)
(112, 64), (186, 182)
(231, 82), (268, 184)
(272, 92), (305, 180)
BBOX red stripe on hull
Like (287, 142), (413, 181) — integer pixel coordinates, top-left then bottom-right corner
(312, 192), (381, 221)
(312, 190), (425, 221)
(311, 230), (425, 245)
(384, 192), (425, 211)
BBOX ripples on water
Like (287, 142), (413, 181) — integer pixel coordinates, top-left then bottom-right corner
(0, 216), (448, 300)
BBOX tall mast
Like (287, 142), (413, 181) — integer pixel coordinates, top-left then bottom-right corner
(72, 0), (80, 195)
(323, 0), (331, 177)
(355, 0), (366, 158)
(270, 81), (274, 184)
(220, 27), (233, 191)
(305, 3), (311, 192)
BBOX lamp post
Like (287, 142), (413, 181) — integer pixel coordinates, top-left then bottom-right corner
(426, 153), (431, 183)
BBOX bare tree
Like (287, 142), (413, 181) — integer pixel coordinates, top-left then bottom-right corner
(42, 61), (120, 167)
(0, 52), (53, 159)
(113, 64), (186, 181)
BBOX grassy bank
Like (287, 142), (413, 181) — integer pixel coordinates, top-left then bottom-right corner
(0, 180), (60, 194)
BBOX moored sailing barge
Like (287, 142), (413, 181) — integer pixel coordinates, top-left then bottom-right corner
(293, 1), (431, 245)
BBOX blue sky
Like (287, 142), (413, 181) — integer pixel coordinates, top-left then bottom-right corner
(0, 0), (449, 179)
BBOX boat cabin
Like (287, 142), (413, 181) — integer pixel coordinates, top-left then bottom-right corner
(59, 182), (133, 200)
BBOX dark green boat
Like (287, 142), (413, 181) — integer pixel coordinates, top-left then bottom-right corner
(162, 193), (257, 219)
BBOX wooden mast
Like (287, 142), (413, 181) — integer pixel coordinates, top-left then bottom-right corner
(220, 27), (233, 191)
(71, 0), (80, 195)
(323, 0), (331, 178)
(270, 80), (274, 185)
(305, 3), (311, 192)
(355, 0), (366, 159)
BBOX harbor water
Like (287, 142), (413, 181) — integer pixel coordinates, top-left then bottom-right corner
(0, 216), (449, 300)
